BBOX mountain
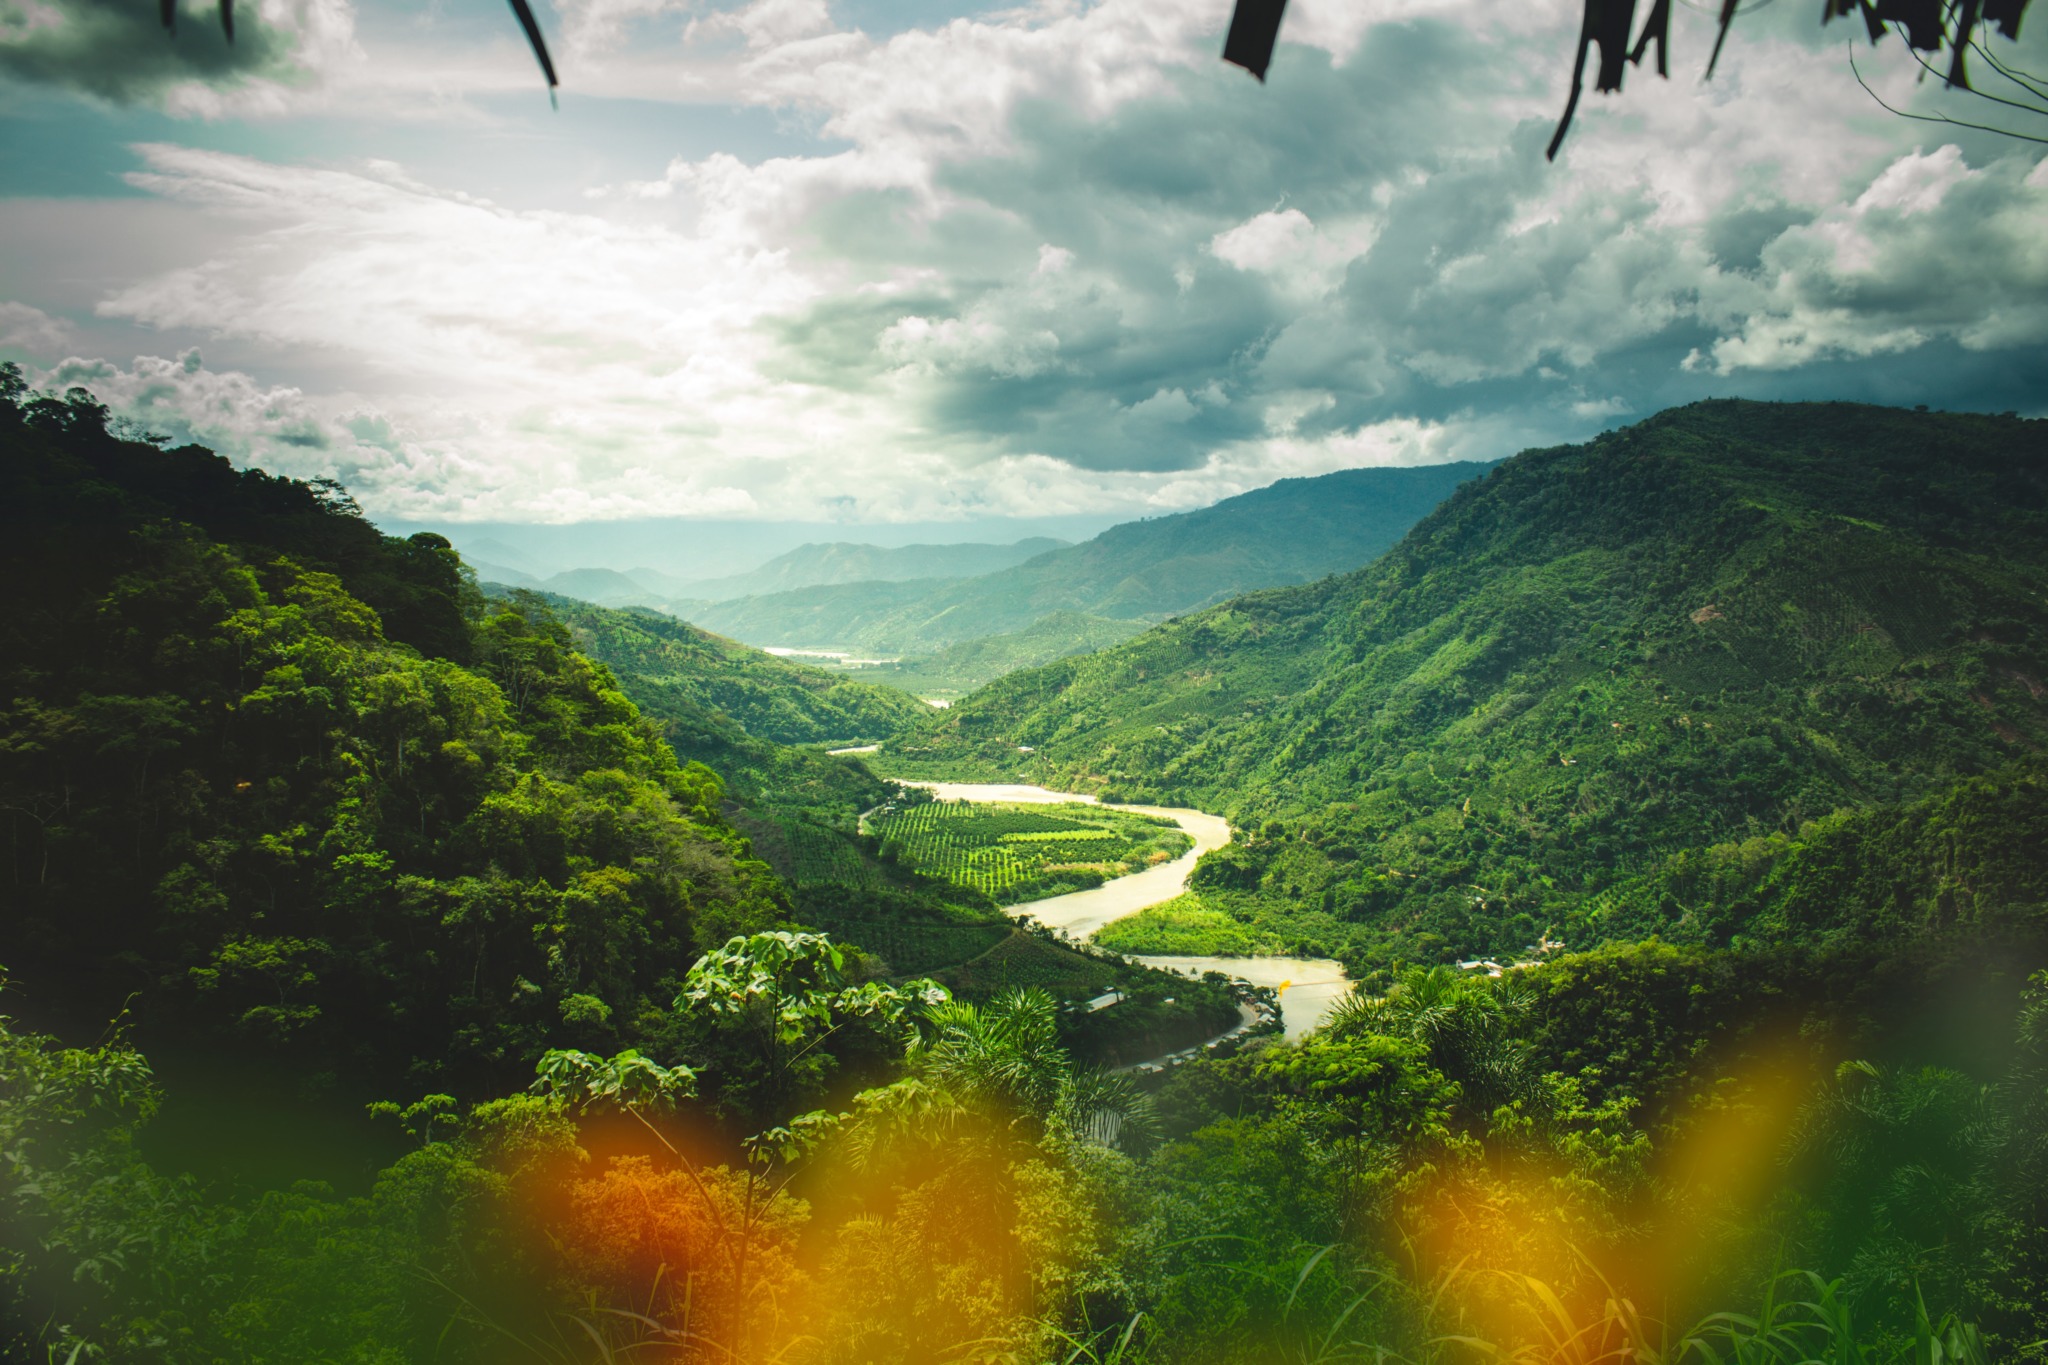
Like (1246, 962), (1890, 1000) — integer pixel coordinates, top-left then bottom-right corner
(532, 565), (658, 606)
(467, 558), (541, 587)
(672, 576), (944, 647)
(464, 539), (1072, 612)
(527, 593), (931, 746)
(676, 537), (1068, 600)
(685, 461), (1495, 654)
(465, 561), (661, 606)
(871, 610), (1147, 698)
(890, 401), (2048, 970)
(0, 380), (787, 1099)
(10, 374), (2048, 1364)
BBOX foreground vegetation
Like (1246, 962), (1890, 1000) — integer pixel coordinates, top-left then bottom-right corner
(2, 377), (2043, 1363)
(9, 934), (2041, 1362)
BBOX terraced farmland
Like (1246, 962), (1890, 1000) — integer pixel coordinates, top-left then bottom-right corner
(870, 800), (1191, 902)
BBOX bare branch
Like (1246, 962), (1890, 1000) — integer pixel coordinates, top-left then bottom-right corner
(1969, 37), (2048, 101)
(1904, 40), (2048, 117)
(1850, 44), (2048, 143)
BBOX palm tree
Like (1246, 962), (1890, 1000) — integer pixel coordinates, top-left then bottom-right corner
(1326, 964), (1539, 1115)
(854, 986), (1160, 1161)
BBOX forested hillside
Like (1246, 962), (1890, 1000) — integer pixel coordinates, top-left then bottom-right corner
(0, 373), (798, 1104)
(531, 593), (929, 745)
(876, 609), (1147, 698)
(899, 402), (2048, 968)
(687, 461), (1494, 654)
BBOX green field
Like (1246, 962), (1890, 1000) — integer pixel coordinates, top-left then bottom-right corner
(870, 800), (1190, 901)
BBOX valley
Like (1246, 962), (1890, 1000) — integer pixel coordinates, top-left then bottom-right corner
(4, 377), (2045, 1364)
(898, 780), (1350, 1040)
(886, 400), (2048, 975)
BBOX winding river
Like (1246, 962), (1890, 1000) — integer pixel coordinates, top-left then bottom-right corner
(904, 782), (1351, 1040)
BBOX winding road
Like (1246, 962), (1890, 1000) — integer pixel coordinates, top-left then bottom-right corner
(903, 781), (1351, 1040)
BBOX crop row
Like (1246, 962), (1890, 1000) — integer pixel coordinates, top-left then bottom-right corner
(777, 817), (879, 889)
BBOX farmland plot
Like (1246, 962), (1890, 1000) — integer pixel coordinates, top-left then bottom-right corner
(870, 801), (1191, 902)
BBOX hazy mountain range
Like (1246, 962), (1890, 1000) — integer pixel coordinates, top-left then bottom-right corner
(466, 461), (1495, 693)
(682, 461), (1496, 656)
(467, 538), (1066, 608)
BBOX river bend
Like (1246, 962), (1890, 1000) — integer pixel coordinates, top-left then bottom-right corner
(903, 782), (1350, 1040)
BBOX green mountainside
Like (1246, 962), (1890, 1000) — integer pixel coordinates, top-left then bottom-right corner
(0, 371), (1233, 1108)
(523, 593), (931, 746)
(527, 595), (1237, 1053)
(530, 565), (652, 604)
(0, 379), (790, 1102)
(864, 609), (1147, 698)
(686, 461), (1494, 654)
(673, 575), (940, 646)
(893, 402), (2048, 969)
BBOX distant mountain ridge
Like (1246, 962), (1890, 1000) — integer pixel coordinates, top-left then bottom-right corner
(686, 461), (1497, 654)
(468, 538), (1071, 611)
(673, 537), (1068, 601)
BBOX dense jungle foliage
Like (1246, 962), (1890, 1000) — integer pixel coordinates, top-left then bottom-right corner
(896, 402), (2048, 972)
(0, 369), (797, 1107)
(4, 379), (2045, 1364)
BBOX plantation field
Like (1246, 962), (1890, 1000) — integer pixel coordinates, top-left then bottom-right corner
(870, 800), (1191, 901)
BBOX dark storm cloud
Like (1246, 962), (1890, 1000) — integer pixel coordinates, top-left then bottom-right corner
(756, 11), (2048, 476)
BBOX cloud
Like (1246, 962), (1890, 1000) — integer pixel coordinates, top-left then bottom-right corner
(692, 0), (836, 52)
(739, 2), (2048, 466)
(0, 0), (355, 112)
(31, 346), (389, 472)
(1690, 148), (2048, 371)
(7, 0), (2046, 526)
(553, 0), (693, 58)
(0, 301), (73, 353)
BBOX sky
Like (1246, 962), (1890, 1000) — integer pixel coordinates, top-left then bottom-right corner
(2, 0), (2045, 552)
